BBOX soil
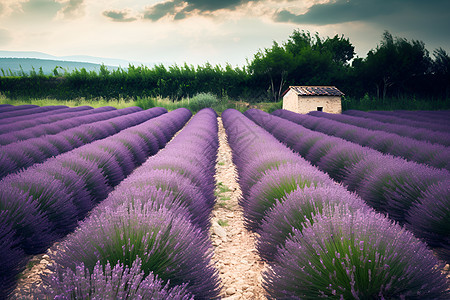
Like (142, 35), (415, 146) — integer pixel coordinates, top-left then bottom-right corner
(209, 117), (267, 299)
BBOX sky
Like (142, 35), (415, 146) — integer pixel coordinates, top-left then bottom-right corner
(0, 0), (449, 67)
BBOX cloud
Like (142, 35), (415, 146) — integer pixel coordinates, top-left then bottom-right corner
(103, 9), (137, 22)
(56, 0), (84, 19)
(274, 0), (450, 25)
(142, 0), (257, 21)
(19, 0), (62, 19)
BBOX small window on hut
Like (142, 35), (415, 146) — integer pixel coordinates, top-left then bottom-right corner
(317, 107), (323, 111)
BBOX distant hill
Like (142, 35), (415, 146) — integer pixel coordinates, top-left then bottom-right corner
(0, 57), (116, 76)
(0, 50), (148, 66)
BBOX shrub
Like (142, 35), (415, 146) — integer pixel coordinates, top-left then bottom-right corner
(49, 206), (221, 299)
(264, 208), (449, 299)
(126, 169), (211, 231)
(0, 212), (26, 298)
(188, 93), (218, 112)
(406, 180), (450, 261)
(257, 186), (368, 261)
(3, 170), (78, 236)
(358, 159), (448, 222)
(0, 186), (55, 254)
(243, 162), (329, 231)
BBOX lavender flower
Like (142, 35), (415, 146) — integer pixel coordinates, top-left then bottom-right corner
(264, 208), (449, 299)
(243, 162), (329, 231)
(257, 186), (369, 261)
(0, 186), (56, 254)
(126, 169), (212, 231)
(49, 206), (221, 299)
(0, 212), (26, 298)
(359, 158), (448, 222)
(406, 180), (450, 261)
(2, 170), (78, 236)
(40, 258), (193, 299)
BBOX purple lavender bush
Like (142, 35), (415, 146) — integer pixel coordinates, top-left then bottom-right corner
(243, 162), (329, 231)
(126, 168), (212, 231)
(0, 187), (55, 254)
(406, 180), (450, 261)
(2, 170), (79, 236)
(257, 186), (369, 261)
(0, 212), (26, 298)
(358, 159), (448, 222)
(48, 206), (221, 299)
(39, 258), (194, 300)
(264, 208), (450, 299)
(35, 160), (94, 218)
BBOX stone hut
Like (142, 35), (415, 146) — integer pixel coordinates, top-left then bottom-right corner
(282, 86), (344, 114)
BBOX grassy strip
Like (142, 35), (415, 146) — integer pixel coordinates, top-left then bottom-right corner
(0, 93), (282, 114)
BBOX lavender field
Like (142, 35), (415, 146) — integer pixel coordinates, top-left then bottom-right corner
(0, 104), (449, 299)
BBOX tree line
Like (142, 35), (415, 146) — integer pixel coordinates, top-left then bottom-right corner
(1, 30), (449, 109)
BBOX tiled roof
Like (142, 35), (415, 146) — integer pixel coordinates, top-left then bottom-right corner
(283, 86), (344, 97)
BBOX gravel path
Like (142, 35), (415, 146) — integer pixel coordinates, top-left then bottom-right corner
(209, 117), (267, 299)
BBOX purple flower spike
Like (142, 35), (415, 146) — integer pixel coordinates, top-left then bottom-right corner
(40, 258), (193, 299)
(264, 208), (449, 299)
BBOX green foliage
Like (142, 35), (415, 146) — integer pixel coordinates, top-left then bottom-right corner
(0, 29), (448, 109)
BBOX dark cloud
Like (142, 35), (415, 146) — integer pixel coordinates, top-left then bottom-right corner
(274, 0), (450, 25)
(103, 9), (137, 22)
(143, 1), (179, 21)
(143, 0), (254, 21)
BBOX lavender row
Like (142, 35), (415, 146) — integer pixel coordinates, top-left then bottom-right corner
(273, 109), (450, 170)
(0, 105), (102, 135)
(0, 105), (68, 123)
(0, 106), (132, 145)
(38, 108), (221, 299)
(344, 109), (450, 133)
(309, 110), (450, 146)
(222, 109), (448, 299)
(0, 106), (159, 179)
(0, 105), (93, 127)
(246, 109), (450, 260)
(370, 109), (450, 125)
(0, 108), (191, 298)
(0, 104), (38, 114)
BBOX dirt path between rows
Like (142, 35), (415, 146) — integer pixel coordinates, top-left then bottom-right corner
(209, 117), (267, 299)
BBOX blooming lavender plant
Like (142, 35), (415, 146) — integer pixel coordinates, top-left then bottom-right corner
(264, 208), (450, 299)
(0, 187), (55, 254)
(76, 146), (125, 186)
(0, 212), (26, 298)
(257, 186), (369, 261)
(126, 169), (212, 231)
(40, 258), (194, 299)
(243, 162), (329, 231)
(2, 170), (79, 236)
(406, 180), (450, 261)
(49, 206), (221, 299)
(358, 159), (448, 222)
(35, 160), (94, 218)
